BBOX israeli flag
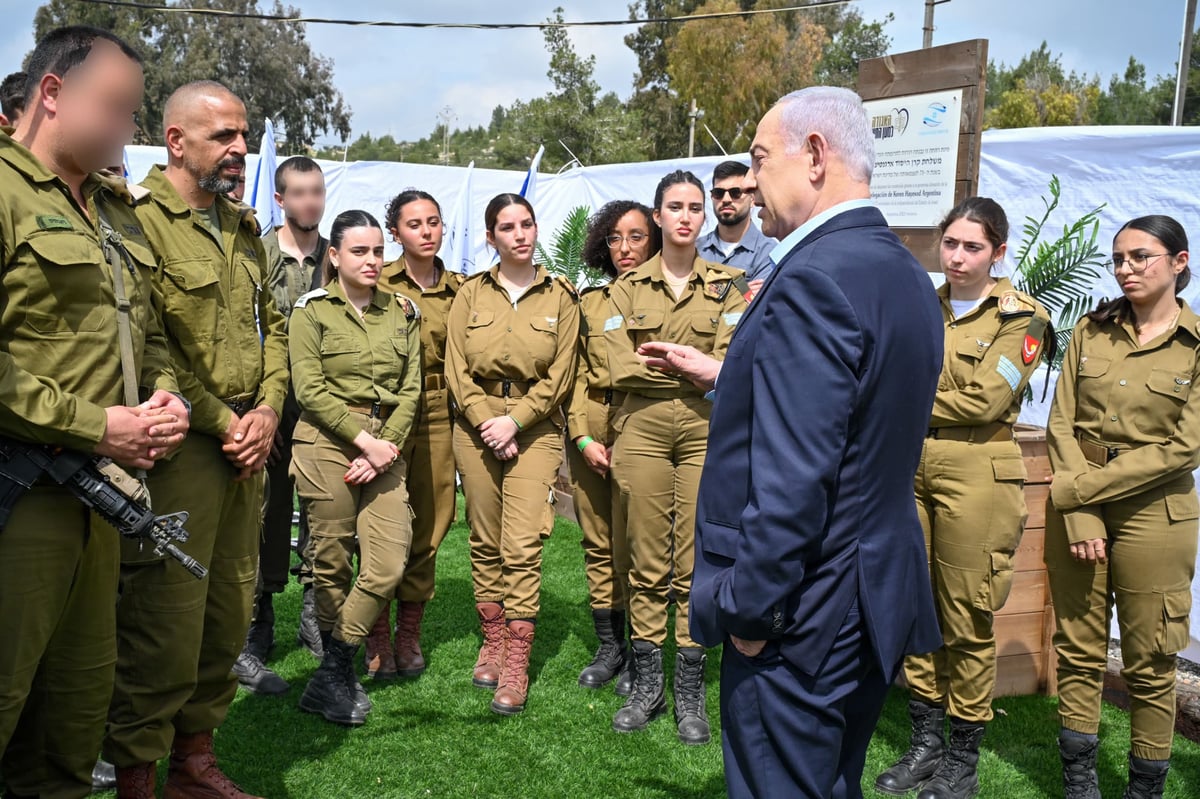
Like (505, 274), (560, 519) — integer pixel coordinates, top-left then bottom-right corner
(444, 161), (475, 276)
(519, 144), (545, 205)
(250, 117), (281, 235)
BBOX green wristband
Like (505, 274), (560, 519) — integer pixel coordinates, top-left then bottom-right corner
(576, 435), (595, 452)
(507, 415), (523, 431)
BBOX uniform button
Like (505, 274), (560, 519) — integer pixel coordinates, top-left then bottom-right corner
(1110, 415), (1118, 421)
(503, 355), (510, 361)
(1119, 379), (1127, 386)
(950, 323), (957, 329)
(507, 326), (512, 332)
(1176, 387), (1182, 393)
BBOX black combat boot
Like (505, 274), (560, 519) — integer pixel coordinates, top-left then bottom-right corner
(296, 585), (323, 659)
(612, 641), (666, 732)
(673, 647), (710, 745)
(244, 591), (275, 662)
(1059, 729), (1101, 799)
(1123, 755), (1170, 799)
(578, 609), (629, 689)
(875, 699), (946, 794)
(298, 635), (365, 726)
(917, 717), (985, 799)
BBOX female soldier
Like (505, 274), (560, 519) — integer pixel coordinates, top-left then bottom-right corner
(1047, 215), (1198, 799)
(603, 170), (747, 745)
(362, 190), (463, 681)
(289, 210), (422, 726)
(568, 201), (660, 694)
(446, 193), (580, 716)
(874, 198), (1051, 799)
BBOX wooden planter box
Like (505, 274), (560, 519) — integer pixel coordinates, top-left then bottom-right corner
(554, 425), (1059, 697)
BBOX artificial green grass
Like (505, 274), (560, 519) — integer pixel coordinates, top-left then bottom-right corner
(98, 505), (1200, 797)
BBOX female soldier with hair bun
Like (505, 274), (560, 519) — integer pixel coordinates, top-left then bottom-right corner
(289, 209), (422, 726)
(1047, 214), (1199, 799)
(360, 189), (464, 682)
(875, 197), (1051, 799)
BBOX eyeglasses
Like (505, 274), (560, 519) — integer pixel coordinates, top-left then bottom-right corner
(606, 232), (649, 248)
(1104, 252), (1171, 275)
(710, 187), (745, 201)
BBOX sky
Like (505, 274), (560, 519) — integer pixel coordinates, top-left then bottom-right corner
(0, 0), (1191, 151)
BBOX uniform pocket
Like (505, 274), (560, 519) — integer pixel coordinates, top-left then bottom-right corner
(974, 551), (1015, 612)
(161, 257), (224, 342)
(464, 309), (495, 355)
(625, 309), (664, 348)
(1165, 486), (1200, 522)
(1147, 368), (1192, 403)
(1076, 355), (1111, 379)
(1155, 590), (1192, 655)
(22, 232), (106, 334)
(991, 455), (1027, 483)
(955, 333), (995, 361)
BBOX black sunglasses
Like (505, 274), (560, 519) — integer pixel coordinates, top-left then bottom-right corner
(710, 187), (745, 201)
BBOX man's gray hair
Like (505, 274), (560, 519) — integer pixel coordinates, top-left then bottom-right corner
(775, 86), (875, 183)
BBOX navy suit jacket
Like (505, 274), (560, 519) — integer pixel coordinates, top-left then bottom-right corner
(690, 205), (943, 678)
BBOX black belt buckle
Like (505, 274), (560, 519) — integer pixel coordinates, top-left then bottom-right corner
(603, 389), (614, 405)
(501, 379), (513, 398)
(1107, 446), (1121, 462)
(370, 402), (383, 418)
(927, 428), (938, 439)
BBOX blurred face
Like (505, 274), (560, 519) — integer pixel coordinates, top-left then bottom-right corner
(331, 226), (385, 293)
(654, 183), (705, 248)
(711, 175), (752, 227)
(276, 168), (326, 231)
(608, 210), (652, 273)
(940, 218), (1002, 293)
(1111, 227), (1187, 305)
(168, 92), (249, 196)
(393, 199), (443, 261)
(487, 204), (537, 265)
(746, 104), (816, 240)
(40, 40), (143, 174)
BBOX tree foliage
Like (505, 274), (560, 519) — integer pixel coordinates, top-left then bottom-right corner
(33, 0), (351, 152)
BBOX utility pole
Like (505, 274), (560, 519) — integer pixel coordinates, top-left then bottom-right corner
(687, 98), (704, 158)
(1174, 0), (1198, 125)
(438, 106), (455, 165)
(923, 0), (952, 48)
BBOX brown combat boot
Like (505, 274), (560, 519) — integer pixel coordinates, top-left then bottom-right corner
(491, 620), (536, 715)
(162, 731), (263, 799)
(364, 603), (396, 679)
(472, 602), (506, 689)
(393, 600), (427, 677)
(115, 762), (157, 799)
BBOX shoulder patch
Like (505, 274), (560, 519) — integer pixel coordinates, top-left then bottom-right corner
(703, 279), (732, 301)
(997, 289), (1036, 318)
(447, 271), (465, 290)
(555, 275), (578, 298)
(294, 288), (328, 309)
(397, 295), (420, 320)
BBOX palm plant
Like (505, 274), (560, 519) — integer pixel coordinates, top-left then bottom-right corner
(536, 205), (606, 288)
(1011, 175), (1106, 372)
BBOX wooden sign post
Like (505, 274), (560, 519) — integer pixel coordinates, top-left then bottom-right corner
(857, 39), (989, 272)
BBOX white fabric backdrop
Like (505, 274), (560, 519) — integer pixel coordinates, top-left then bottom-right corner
(125, 124), (1200, 658)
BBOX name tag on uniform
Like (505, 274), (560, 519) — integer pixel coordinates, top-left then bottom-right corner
(36, 214), (73, 231)
(604, 315), (623, 332)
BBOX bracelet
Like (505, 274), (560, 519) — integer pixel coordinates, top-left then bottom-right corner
(576, 435), (595, 452)
(507, 415), (523, 431)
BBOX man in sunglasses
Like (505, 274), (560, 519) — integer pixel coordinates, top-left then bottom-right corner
(697, 160), (777, 296)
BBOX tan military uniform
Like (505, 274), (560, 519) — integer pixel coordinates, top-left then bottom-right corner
(288, 281), (421, 643)
(445, 264), (579, 620)
(564, 283), (627, 611)
(903, 278), (1051, 724)
(105, 165), (289, 768)
(380, 256), (463, 603)
(1046, 300), (1200, 761)
(604, 254), (747, 647)
(0, 132), (177, 797)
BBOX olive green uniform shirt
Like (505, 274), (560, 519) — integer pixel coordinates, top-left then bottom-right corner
(1048, 301), (1200, 529)
(263, 227), (327, 318)
(136, 166), (289, 438)
(445, 264), (580, 430)
(931, 277), (1052, 428)
(288, 281), (422, 447)
(0, 132), (177, 451)
(604, 254), (747, 398)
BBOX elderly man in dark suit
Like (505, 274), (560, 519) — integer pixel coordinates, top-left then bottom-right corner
(642, 86), (944, 798)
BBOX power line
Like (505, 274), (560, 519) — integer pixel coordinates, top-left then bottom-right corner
(77, 0), (852, 30)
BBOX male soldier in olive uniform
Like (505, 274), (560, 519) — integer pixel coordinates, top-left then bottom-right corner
(233, 156), (328, 693)
(103, 81), (288, 799)
(0, 27), (188, 798)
